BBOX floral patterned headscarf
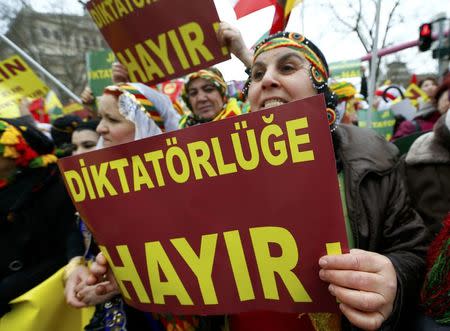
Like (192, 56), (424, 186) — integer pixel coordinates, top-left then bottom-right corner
(0, 119), (57, 169)
(0, 118), (57, 188)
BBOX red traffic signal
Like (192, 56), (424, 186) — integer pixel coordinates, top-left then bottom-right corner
(419, 23), (433, 52)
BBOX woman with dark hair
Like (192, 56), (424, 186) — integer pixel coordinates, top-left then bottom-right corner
(71, 119), (100, 155)
(392, 77), (443, 140)
(418, 76), (438, 100)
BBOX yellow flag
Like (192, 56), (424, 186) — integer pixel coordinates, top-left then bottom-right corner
(284, 0), (302, 17)
(45, 90), (64, 121)
(0, 268), (94, 331)
(405, 83), (428, 102)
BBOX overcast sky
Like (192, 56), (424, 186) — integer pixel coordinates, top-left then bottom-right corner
(26, 0), (450, 81)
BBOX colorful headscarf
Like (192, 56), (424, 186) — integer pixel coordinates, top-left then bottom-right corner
(253, 32), (329, 83)
(245, 32), (339, 130)
(330, 81), (357, 101)
(0, 118), (57, 187)
(101, 83), (180, 146)
(181, 67), (228, 111)
(179, 97), (244, 128)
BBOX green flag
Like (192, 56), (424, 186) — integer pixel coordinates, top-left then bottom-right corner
(329, 60), (361, 79)
(86, 50), (115, 97)
(358, 109), (396, 141)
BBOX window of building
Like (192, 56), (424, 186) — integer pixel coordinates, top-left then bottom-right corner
(53, 30), (61, 40)
(41, 27), (50, 38)
(83, 36), (90, 47)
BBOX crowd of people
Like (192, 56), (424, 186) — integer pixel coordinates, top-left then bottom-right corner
(0, 20), (449, 331)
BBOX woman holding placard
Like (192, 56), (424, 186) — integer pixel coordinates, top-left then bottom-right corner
(64, 82), (181, 331)
(84, 25), (430, 331)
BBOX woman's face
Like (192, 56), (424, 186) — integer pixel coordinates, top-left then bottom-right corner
(96, 94), (135, 148)
(71, 129), (99, 155)
(420, 79), (437, 98)
(187, 78), (224, 120)
(248, 47), (317, 112)
(437, 90), (449, 115)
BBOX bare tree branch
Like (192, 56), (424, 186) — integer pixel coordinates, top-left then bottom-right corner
(380, 0), (400, 49)
(328, 3), (355, 31)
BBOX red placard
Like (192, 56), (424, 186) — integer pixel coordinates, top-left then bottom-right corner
(86, 0), (230, 85)
(58, 95), (348, 315)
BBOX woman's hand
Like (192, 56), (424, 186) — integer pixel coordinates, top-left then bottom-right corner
(64, 264), (91, 308)
(86, 252), (119, 297)
(112, 62), (130, 84)
(216, 22), (253, 68)
(319, 249), (397, 331)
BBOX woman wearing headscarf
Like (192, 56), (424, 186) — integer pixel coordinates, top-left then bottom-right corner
(64, 82), (181, 331)
(229, 31), (429, 331)
(83, 27), (430, 330)
(0, 117), (84, 317)
(179, 67), (246, 128)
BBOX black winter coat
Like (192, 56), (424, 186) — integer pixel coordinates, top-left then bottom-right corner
(0, 164), (84, 309)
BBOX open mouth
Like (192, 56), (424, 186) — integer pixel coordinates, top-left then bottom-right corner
(261, 98), (288, 109)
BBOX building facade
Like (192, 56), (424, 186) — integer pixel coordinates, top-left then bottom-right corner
(0, 6), (108, 103)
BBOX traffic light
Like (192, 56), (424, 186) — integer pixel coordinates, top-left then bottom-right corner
(419, 23), (433, 52)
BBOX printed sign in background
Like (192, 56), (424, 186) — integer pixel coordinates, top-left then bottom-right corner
(358, 109), (396, 140)
(86, 0), (230, 86)
(329, 60), (362, 79)
(58, 95), (348, 315)
(86, 49), (115, 97)
(0, 55), (50, 118)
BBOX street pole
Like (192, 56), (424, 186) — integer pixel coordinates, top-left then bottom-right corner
(0, 34), (82, 103)
(434, 14), (447, 79)
(367, 0), (382, 128)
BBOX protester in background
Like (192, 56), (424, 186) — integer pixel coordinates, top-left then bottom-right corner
(435, 75), (450, 116)
(176, 21), (253, 129)
(419, 76), (438, 100)
(330, 81), (358, 125)
(65, 83), (181, 331)
(404, 97), (450, 236)
(179, 67), (245, 128)
(50, 114), (82, 157)
(71, 119), (100, 155)
(0, 117), (84, 317)
(392, 78), (446, 140)
(403, 109), (450, 329)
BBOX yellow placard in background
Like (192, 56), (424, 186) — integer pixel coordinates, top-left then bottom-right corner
(0, 55), (50, 118)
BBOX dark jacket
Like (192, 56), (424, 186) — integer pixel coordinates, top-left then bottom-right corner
(336, 124), (430, 330)
(0, 164), (84, 309)
(403, 115), (450, 236)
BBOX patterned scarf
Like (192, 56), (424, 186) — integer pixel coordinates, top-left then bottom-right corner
(179, 97), (244, 129)
(245, 31), (339, 131)
(253, 32), (328, 83)
(181, 68), (228, 112)
(0, 120), (57, 188)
